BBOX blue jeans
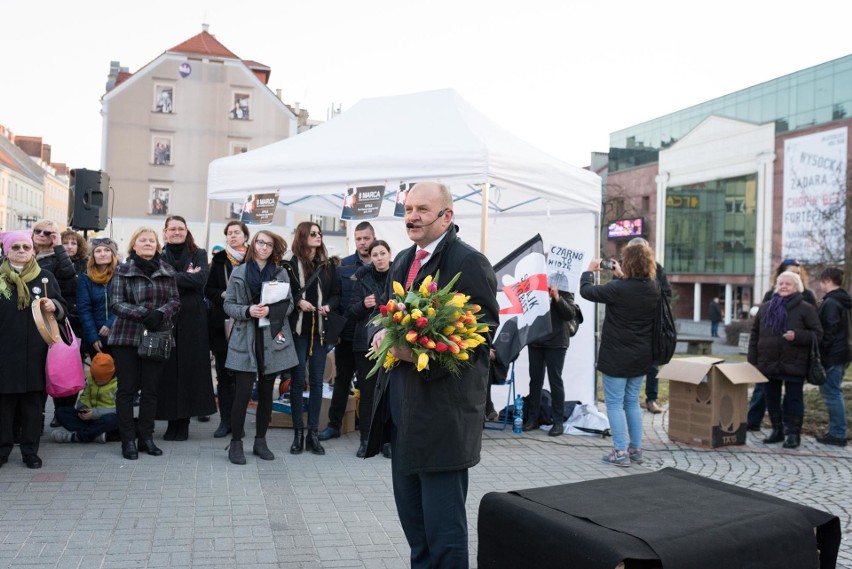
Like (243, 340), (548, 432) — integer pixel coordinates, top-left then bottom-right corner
(711, 321), (720, 337)
(644, 366), (658, 402)
(602, 374), (643, 451)
(290, 334), (327, 430)
(819, 364), (848, 438)
(55, 406), (119, 442)
(747, 383), (766, 427)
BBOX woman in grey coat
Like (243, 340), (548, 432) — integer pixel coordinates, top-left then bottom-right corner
(224, 231), (297, 465)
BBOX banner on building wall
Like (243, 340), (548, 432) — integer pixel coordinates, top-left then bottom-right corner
(341, 185), (385, 220)
(394, 182), (414, 217)
(782, 127), (847, 263)
(240, 192), (278, 225)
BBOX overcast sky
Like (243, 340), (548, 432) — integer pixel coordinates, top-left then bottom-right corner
(3, 0), (851, 173)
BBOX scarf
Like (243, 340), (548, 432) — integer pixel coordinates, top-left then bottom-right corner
(244, 260), (277, 300)
(164, 242), (191, 271)
(764, 292), (798, 335)
(0, 257), (42, 309)
(89, 258), (117, 285)
(225, 244), (246, 267)
(130, 252), (161, 277)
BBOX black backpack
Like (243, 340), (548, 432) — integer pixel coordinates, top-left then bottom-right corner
(566, 293), (583, 338)
(651, 284), (677, 365)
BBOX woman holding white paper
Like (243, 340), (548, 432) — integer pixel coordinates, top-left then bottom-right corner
(223, 230), (297, 465)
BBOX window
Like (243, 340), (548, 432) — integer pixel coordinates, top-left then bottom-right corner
(149, 186), (170, 215)
(230, 91), (251, 120)
(153, 84), (174, 113)
(229, 141), (249, 155)
(151, 134), (173, 165)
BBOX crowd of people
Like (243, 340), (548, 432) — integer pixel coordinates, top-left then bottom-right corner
(0, 185), (848, 567)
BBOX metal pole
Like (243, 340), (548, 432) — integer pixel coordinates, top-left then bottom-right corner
(480, 182), (489, 254)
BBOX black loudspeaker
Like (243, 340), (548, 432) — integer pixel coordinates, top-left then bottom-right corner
(68, 169), (109, 231)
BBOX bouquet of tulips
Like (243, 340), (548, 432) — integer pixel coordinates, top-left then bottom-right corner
(366, 272), (491, 378)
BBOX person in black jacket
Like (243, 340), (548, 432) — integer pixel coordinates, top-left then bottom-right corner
(284, 221), (341, 456)
(748, 259), (818, 430)
(32, 219), (78, 427)
(346, 240), (392, 457)
(365, 182), (499, 568)
(815, 267), (851, 447)
(522, 285), (579, 437)
(204, 221), (250, 439)
(748, 271), (822, 449)
(318, 221), (375, 443)
(581, 240), (658, 467)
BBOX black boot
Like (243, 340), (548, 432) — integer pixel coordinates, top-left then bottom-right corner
(138, 438), (163, 456)
(356, 440), (368, 458)
(763, 411), (785, 444)
(214, 421), (231, 438)
(228, 439), (246, 465)
(290, 428), (304, 454)
(173, 418), (190, 441)
(163, 421), (177, 441)
(122, 440), (138, 460)
(307, 429), (325, 455)
(253, 437), (275, 460)
(783, 415), (803, 449)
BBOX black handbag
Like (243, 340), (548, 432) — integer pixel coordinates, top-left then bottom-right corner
(323, 312), (347, 346)
(806, 333), (826, 386)
(138, 328), (173, 362)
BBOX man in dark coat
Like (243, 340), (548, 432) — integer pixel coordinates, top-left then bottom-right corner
(319, 221), (374, 442)
(815, 267), (851, 447)
(366, 182), (499, 569)
(709, 297), (723, 337)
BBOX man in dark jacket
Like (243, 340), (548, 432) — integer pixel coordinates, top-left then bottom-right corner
(815, 267), (851, 447)
(319, 221), (374, 442)
(709, 297), (723, 337)
(366, 182), (499, 569)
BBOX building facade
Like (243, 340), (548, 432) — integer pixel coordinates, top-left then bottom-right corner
(101, 26), (308, 251)
(606, 55), (851, 321)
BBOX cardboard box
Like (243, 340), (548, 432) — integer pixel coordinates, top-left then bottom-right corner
(657, 356), (767, 448)
(269, 391), (356, 433)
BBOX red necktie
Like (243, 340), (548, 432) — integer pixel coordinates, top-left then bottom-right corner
(405, 249), (429, 290)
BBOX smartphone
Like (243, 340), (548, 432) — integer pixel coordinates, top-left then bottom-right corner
(601, 259), (615, 270)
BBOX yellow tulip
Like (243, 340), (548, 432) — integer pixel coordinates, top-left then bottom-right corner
(410, 309), (423, 319)
(422, 275), (433, 288)
(426, 307), (436, 317)
(454, 352), (469, 360)
(443, 326), (456, 335)
(393, 281), (406, 297)
(417, 352), (429, 371)
(402, 314), (411, 325)
(446, 295), (466, 308)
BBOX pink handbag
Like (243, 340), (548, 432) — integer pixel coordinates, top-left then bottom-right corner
(45, 320), (86, 398)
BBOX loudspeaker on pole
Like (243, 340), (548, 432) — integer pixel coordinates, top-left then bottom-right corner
(68, 169), (109, 231)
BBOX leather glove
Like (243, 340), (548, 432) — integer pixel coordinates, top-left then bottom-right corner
(142, 309), (164, 330)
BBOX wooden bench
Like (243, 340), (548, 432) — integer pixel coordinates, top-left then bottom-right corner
(676, 336), (714, 355)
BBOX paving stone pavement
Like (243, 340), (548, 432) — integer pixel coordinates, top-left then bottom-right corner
(0, 397), (849, 569)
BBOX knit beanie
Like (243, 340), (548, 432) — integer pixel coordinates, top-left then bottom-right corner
(90, 353), (116, 385)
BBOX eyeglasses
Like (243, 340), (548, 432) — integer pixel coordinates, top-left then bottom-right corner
(33, 229), (54, 237)
(9, 244), (33, 252)
(255, 239), (274, 249)
(91, 238), (115, 248)
(309, 231), (323, 237)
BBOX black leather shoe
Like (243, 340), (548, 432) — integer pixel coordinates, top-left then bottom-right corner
(228, 440), (246, 465)
(548, 422), (565, 437)
(816, 433), (848, 447)
(746, 423), (762, 432)
(122, 441), (138, 460)
(290, 429), (304, 455)
(138, 439), (163, 456)
(198, 415), (210, 423)
(23, 454), (42, 469)
(522, 420), (539, 432)
(381, 442), (392, 459)
(307, 430), (325, 455)
(356, 440), (368, 458)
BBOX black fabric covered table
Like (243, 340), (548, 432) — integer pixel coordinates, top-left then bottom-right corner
(478, 468), (839, 569)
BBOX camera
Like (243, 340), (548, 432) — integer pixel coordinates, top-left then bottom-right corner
(601, 259), (616, 270)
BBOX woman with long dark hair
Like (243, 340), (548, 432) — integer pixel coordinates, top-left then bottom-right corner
(580, 241), (658, 467)
(109, 227), (180, 460)
(205, 221), (250, 439)
(283, 222), (340, 455)
(223, 230), (297, 464)
(346, 240), (392, 457)
(157, 216), (217, 441)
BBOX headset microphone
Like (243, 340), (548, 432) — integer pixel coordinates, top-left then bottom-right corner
(406, 209), (446, 229)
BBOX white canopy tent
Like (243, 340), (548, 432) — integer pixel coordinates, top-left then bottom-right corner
(207, 88), (602, 406)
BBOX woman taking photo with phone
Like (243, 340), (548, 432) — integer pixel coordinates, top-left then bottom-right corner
(223, 230), (296, 464)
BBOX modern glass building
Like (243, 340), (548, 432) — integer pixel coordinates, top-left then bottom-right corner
(609, 55), (852, 173)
